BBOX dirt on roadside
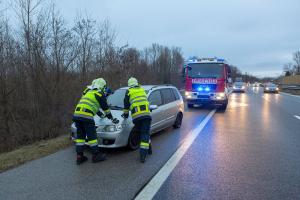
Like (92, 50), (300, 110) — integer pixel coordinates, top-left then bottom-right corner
(0, 135), (72, 173)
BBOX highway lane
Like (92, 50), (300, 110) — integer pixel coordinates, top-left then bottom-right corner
(1, 88), (300, 200)
(152, 88), (300, 200)
(0, 105), (212, 200)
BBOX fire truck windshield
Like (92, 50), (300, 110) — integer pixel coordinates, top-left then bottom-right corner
(187, 63), (224, 78)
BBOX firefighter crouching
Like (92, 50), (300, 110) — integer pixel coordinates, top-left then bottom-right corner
(122, 77), (152, 163)
(73, 78), (119, 165)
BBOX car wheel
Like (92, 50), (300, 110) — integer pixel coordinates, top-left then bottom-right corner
(173, 112), (183, 129)
(127, 128), (140, 150)
(187, 103), (194, 108)
(217, 102), (228, 112)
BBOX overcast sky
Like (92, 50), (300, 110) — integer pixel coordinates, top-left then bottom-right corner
(7, 0), (300, 77)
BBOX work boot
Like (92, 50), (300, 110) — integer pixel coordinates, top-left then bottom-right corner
(148, 145), (152, 155)
(76, 155), (88, 165)
(140, 154), (146, 163)
(92, 152), (106, 163)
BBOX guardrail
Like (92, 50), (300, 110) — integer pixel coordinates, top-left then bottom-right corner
(279, 84), (300, 95)
(280, 84), (300, 90)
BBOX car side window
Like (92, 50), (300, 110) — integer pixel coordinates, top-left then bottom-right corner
(161, 88), (176, 104)
(148, 90), (163, 106)
(172, 88), (180, 100)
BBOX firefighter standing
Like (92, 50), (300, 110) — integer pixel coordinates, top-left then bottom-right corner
(122, 77), (152, 163)
(73, 78), (119, 165)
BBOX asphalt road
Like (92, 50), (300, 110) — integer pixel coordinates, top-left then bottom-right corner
(1, 87), (300, 200)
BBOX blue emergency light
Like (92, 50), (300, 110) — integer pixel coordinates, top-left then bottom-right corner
(197, 87), (210, 92)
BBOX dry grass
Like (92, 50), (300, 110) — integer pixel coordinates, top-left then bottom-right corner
(0, 134), (72, 173)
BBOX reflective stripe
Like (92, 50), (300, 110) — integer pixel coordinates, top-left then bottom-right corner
(80, 97), (98, 105)
(76, 139), (85, 143)
(130, 95), (147, 104)
(73, 114), (94, 120)
(131, 99), (148, 104)
(123, 109), (129, 113)
(88, 139), (98, 145)
(76, 139), (86, 146)
(94, 92), (102, 98)
(140, 142), (149, 147)
(140, 146), (149, 149)
(77, 102), (97, 112)
(103, 109), (111, 114)
(132, 112), (150, 120)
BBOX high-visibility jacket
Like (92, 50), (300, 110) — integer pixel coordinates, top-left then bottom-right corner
(123, 86), (150, 120)
(74, 90), (111, 120)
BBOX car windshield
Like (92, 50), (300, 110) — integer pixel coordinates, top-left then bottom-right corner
(187, 63), (224, 78)
(234, 82), (244, 86)
(266, 83), (276, 87)
(107, 88), (149, 110)
(107, 89), (127, 110)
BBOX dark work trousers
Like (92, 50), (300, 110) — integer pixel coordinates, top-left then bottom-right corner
(74, 120), (99, 155)
(133, 118), (152, 156)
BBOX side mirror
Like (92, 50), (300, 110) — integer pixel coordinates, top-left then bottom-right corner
(149, 105), (158, 111)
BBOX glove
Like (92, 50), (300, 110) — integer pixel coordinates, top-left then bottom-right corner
(112, 118), (119, 124)
(121, 113), (129, 118)
(97, 111), (105, 119)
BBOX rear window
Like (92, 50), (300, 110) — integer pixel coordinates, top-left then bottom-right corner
(161, 89), (176, 104)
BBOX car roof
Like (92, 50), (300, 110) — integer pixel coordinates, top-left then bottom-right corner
(118, 85), (177, 91)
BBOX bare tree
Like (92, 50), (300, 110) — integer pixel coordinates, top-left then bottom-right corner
(293, 51), (300, 74)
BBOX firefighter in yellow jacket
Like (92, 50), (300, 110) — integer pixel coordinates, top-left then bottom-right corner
(73, 78), (119, 165)
(122, 77), (152, 163)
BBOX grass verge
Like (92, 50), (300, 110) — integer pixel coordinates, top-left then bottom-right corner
(0, 134), (72, 173)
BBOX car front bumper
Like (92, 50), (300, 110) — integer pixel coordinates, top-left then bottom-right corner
(71, 123), (133, 148)
(186, 98), (227, 106)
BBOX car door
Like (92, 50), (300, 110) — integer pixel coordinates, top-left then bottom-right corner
(147, 89), (165, 133)
(160, 88), (177, 127)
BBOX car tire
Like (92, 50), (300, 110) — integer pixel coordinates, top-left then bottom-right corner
(217, 101), (228, 112)
(127, 128), (140, 150)
(187, 103), (194, 108)
(173, 112), (183, 129)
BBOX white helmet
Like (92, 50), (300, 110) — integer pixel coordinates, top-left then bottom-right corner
(92, 78), (107, 90)
(128, 77), (138, 87)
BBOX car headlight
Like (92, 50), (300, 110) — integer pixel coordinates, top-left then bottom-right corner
(241, 86), (245, 89)
(214, 92), (226, 100)
(233, 86), (237, 89)
(185, 91), (192, 99)
(276, 87), (279, 90)
(266, 87), (269, 90)
(97, 125), (124, 132)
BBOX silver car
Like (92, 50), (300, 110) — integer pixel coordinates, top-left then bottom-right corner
(264, 83), (279, 93)
(71, 85), (184, 150)
(232, 82), (246, 92)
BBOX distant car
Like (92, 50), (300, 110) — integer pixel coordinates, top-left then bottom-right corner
(253, 82), (260, 87)
(264, 83), (279, 93)
(71, 85), (184, 150)
(232, 82), (246, 92)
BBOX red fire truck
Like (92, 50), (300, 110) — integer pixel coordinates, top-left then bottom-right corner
(183, 57), (231, 111)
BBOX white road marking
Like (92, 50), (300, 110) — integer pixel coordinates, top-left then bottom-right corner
(294, 115), (300, 120)
(134, 109), (216, 200)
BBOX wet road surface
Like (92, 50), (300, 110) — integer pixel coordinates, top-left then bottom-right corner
(1, 88), (300, 200)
